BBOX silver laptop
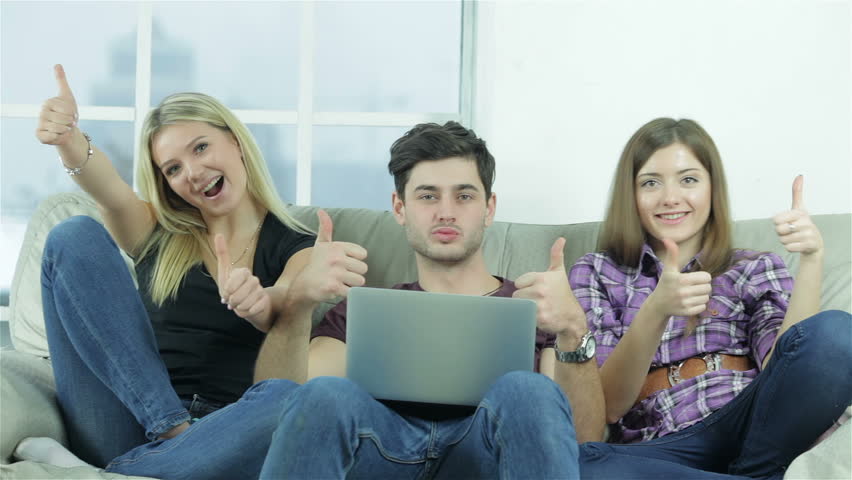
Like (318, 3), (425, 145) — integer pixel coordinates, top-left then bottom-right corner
(345, 286), (537, 406)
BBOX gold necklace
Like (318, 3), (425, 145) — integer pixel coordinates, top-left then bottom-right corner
(207, 218), (264, 267)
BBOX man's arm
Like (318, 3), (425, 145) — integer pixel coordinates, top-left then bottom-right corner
(307, 337), (347, 380)
(513, 238), (606, 443)
(539, 334), (606, 443)
(254, 210), (367, 383)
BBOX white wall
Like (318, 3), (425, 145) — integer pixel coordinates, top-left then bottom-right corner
(473, 0), (851, 225)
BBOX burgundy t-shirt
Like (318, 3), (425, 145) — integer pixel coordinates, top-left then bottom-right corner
(311, 277), (556, 372)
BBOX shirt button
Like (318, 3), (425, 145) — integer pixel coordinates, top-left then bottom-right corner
(710, 309), (719, 316)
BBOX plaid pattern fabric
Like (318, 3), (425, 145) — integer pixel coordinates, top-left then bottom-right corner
(569, 245), (792, 443)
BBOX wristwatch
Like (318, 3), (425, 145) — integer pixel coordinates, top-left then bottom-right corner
(554, 330), (596, 363)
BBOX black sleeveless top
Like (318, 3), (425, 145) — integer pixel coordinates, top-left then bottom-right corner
(135, 214), (315, 404)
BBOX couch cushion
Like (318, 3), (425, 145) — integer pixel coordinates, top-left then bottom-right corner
(0, 462), (155, 480)
(0, 351), (65, 464)
(11, 194), (97, 355)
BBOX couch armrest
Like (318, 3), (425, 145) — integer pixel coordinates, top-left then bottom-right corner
(0, 350), (66, 464)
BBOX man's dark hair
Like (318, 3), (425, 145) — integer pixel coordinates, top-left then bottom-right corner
(388, 121), (495, 200)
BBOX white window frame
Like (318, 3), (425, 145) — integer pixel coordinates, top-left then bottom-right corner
(1, 1), (476, 207)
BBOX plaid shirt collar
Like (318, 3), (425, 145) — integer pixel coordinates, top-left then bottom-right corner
(633, 243), (704, 281)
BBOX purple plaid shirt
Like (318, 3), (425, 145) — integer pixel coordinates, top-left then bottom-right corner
(569, 245), (793, 443)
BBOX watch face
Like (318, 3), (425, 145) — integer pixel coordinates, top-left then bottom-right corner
(584, 336), (597, 358)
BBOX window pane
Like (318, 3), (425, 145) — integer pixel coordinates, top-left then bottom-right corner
(315, 1), (462, 113)
(311, 126), (409, 210)
(0, 118), (134, 290)
(246, 124), (298, 205)
(151, 2), (300, 109)
(0, 1), (137, 106)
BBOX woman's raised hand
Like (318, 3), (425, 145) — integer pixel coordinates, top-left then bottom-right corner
(36, 64), (79, 146)
(647, 238), (712, 318)
(773, 175), (823, 258)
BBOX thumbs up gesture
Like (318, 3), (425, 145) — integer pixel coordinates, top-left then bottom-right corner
(646, 239), (712, 319)
(772, 175), (823, 257)
(36, 64), (78, 146)
(290, 210), (369, 308)
(215, 234), (272, 332)
(512, 238), (586, 336)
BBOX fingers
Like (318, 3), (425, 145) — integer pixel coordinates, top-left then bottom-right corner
(340, 271), (367, 288)
(40, 108), (76, 129)
(54, 64), (76, 101)
(343, 256), (369, 276)
(773, 209), (802, 227)
(41, 97), (77, 118)
(682, 303), (708, 316)
(220, 269), (269, 318)
(316, 209), (333, 243)
(513, 271), (537, 290)
(36, 97), (77, 145)
(680, 271), (712, 286)
(341, 241), (368, 261)
(227, 273), (262, 309)
(661, 238), (680, 273)
(791, 174), (804, 210)
(214, 234), (231, 297)
(548, 237), (566, 272)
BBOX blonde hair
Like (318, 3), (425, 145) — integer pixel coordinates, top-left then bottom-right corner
(135, 92), (311, 305)
(598, 118), (735, 332)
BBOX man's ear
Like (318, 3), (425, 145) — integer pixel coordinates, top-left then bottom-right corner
(484, 192), (497, 227)
(392, 191), (406, 226)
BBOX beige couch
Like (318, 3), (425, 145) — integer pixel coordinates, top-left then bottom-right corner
(2, 192), (850, 479)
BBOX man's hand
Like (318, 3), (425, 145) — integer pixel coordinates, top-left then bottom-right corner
(513, 238), (585, 337)
(216, 234), (272, 332)
(773, 175), (823, 258)
(288, 210), (369, 310)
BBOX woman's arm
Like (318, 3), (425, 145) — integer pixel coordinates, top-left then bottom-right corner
(37, 65), (155, 254)
(763, 175), (824, 368)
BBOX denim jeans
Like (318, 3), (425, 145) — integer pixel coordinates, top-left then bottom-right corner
(41, 216), (299, 480)
(580, 310), (852, 480)
(260, 371), (580, 479)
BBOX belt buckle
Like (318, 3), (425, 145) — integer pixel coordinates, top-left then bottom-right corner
(667, 353), (722, 387)
(667, 360), (684, 386)
(702, 353), (722, 372)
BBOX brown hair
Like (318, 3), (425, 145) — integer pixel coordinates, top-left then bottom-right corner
(598, 118), (735, 333)
(598, 118), (734, 275)
(388, 121), (495, 200)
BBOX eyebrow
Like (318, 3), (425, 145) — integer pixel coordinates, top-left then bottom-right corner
(637, 168), (701, 179)
(158, 135), (207, 168)
(412, 183), (481, 193)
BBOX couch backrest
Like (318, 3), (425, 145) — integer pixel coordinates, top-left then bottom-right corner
(10, 192), (851, 357)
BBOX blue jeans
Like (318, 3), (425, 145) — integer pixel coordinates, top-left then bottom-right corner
(580, 310), (852, 480)
(260, 371), (580, 479)
(41, 216), (299, 479)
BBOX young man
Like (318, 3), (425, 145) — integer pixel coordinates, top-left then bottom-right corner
(256, 122), (605, 478)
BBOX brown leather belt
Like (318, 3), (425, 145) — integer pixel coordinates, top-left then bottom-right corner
(635, 353), (754, 405)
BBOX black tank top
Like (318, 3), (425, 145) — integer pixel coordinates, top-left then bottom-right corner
(135, 214), (314, 404)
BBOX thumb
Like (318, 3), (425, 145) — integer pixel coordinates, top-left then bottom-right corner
(54, 64), (75, 100)
(791, 174), (804, 210)
(548, 237), (566, 272)
(214, 234), (231, 293)
(316, 209), (333, 243)
(661, 238), (680, 273)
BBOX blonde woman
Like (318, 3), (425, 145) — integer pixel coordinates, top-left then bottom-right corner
(15, 65), (368, 479)
(573, 118), (851, 479)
